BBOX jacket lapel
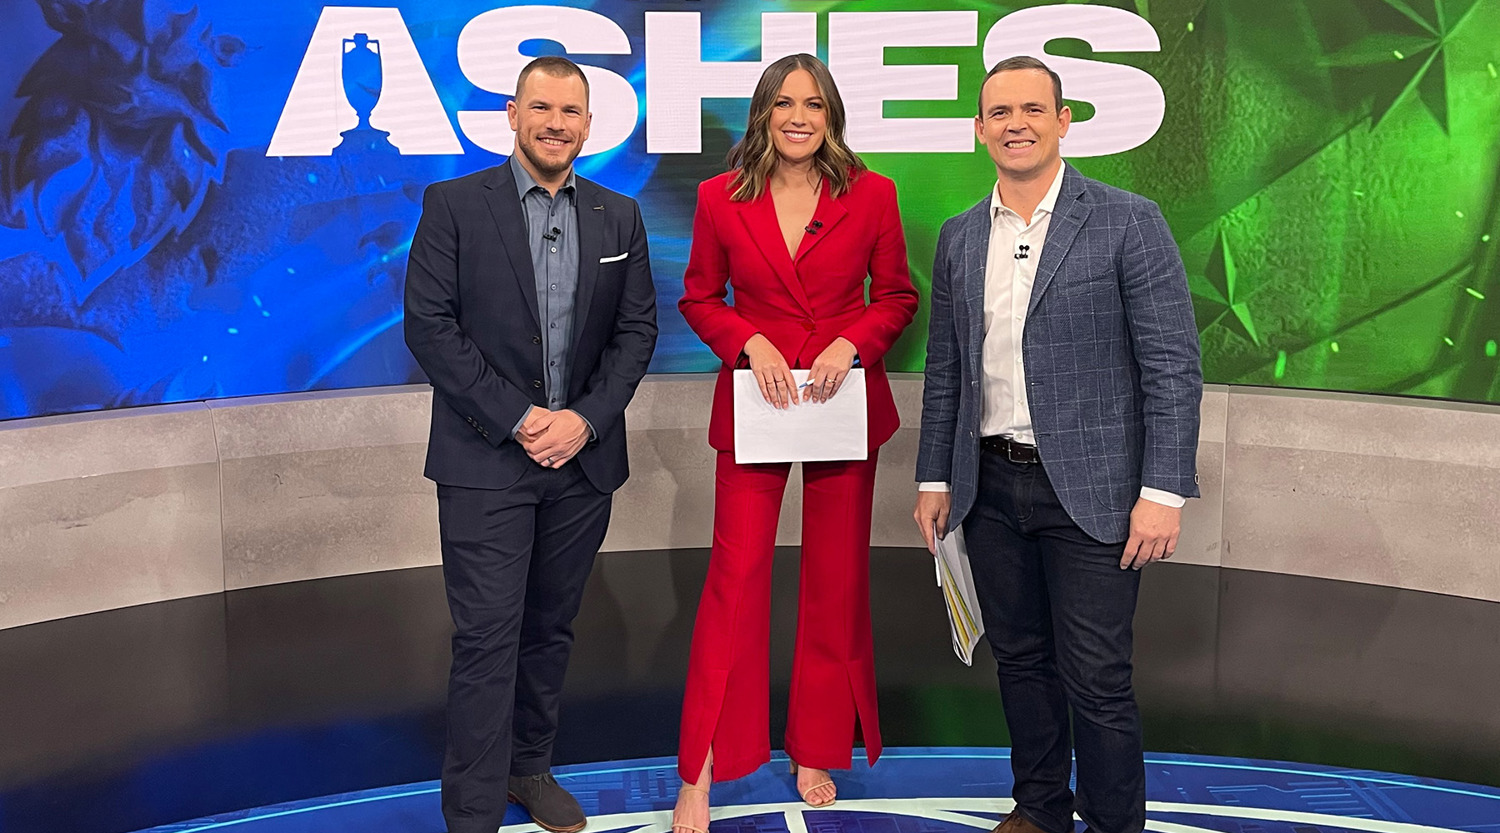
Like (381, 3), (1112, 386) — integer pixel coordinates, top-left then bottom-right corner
(736, 190), (815, 316)
(1027, 165), (1091, 317)
(959, 198), (990, 365)
(572, 178), (605, 353)
(481, 164), (541, 330)
(793, 178), (848, 263)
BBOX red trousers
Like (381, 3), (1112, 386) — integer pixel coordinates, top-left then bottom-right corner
(677, 451), (883, 783)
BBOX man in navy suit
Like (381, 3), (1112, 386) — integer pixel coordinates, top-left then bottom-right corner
(404, 56), (657, 833)
(914, 57), (1202, 833)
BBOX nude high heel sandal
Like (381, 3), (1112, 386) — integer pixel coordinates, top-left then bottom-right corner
(672, 786), (711, 833)
(788, 761), (836, 808)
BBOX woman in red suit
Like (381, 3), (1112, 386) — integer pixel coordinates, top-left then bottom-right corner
(671, 53), (918, 833)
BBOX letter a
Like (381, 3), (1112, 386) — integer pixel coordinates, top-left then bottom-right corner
(269, 6), (462, 156)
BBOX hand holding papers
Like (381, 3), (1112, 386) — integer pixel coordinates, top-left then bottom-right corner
(733, 369), (867, 464)
(933, 525), (985, 665)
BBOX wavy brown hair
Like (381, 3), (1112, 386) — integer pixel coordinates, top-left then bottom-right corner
(727, 53), (865, 202)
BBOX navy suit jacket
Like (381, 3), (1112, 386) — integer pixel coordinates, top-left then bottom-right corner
(404, 163), (658, 494)
(916, 164), (1202, 543)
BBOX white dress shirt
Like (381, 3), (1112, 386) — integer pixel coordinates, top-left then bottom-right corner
(920, 165), (1183, 509)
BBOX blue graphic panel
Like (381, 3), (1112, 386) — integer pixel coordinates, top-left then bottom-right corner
(0, 0), (759, 420)
(129, 748), (1500, 833)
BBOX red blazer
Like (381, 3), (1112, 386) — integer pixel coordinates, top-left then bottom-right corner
(679, 170), (919, 452)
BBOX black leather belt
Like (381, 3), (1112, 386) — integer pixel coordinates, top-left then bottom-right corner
(981, 435), (1041, 464)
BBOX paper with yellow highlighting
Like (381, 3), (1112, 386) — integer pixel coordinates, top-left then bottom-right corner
(933, 525), (984, 665)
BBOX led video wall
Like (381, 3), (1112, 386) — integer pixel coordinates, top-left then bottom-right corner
(1, 0), (1497, 420)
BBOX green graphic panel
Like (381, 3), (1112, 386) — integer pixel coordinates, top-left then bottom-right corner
(861, 0), (1500, 404)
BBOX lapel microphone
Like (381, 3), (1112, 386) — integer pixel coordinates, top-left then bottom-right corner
(804, 219), (824, 235)
(542, 227), (561, 242)
(1014, 243), (1030, 260)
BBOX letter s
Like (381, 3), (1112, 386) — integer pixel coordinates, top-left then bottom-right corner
(457, 6), (638, 156)
(983, 5), (1164, 157)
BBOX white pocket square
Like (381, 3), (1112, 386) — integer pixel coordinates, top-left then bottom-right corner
(599, 252), (628, 264)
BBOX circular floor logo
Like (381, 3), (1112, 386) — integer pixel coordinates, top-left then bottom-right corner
(137, 748), (1500, 832)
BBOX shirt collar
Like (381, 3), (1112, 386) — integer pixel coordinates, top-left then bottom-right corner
(991, 161), (1067, 222)
(510, 155), (576, 200)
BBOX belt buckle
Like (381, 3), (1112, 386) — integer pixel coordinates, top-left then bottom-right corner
(1006, 443), (1026, 464)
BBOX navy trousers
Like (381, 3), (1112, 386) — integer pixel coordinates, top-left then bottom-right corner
(963, 450), (1144, 833)
(436, 464), (611, 833)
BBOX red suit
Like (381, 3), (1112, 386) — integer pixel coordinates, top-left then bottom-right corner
(676, 169), (918, 783)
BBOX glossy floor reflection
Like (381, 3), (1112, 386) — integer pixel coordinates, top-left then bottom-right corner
(1, 550), (1498, 833)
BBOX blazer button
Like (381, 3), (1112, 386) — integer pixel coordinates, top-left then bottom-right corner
(533, 380), (543, 389)
(532, 336), (541, 344)
(801, 319), (815, 331)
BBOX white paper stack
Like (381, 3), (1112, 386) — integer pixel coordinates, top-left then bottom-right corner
(732, 369), (867, 464)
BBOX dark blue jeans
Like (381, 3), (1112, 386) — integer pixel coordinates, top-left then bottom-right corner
(963, 451), (1144, 833)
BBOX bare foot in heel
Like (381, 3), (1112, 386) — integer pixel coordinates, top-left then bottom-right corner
(672, 754), (713, 833)
(789, 761), (836, 808)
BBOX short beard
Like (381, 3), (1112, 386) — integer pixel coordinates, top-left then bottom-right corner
(519, 133), (580, 180)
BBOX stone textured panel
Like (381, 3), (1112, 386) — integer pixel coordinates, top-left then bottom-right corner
(0, 403), (217, 490)
(210, 386), (432, 460)
(1224, 389), (1500, 601)
(0, 464), (225, 629)
(220, 444), (438, 589)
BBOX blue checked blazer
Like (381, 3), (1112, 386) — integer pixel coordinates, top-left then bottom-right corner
(916, 164), (1202, 543)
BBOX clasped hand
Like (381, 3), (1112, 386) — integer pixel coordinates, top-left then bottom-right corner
(744, 334), (857, 409)
(516, 408), (589, 469)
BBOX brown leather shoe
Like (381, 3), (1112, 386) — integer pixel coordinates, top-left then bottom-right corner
(992, 810), (1051, 833)
(508, 773), (586, 833)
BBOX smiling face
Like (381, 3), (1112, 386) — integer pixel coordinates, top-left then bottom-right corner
(976, 68), (1071, 183)
(507, 70), (591, 181)
(768, 68), (827, 168)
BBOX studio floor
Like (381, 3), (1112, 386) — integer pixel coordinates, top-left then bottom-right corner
(2, 549), (1498, 833)
(127, 749), (1500, 833)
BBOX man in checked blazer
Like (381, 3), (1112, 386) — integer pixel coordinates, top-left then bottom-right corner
(405, 57), (657, 833)
(914, 57), (1202, 833)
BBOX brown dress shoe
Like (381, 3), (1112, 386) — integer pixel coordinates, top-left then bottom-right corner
(992, 810), (1051, 833)
(508, 773), (587, 833)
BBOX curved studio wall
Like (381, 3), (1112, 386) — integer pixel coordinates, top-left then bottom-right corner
(3, 0), (1500, 627)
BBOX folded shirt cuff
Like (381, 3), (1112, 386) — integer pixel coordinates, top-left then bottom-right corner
(1139, 486), (1186, 508)
(511, 406), (533, 442)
